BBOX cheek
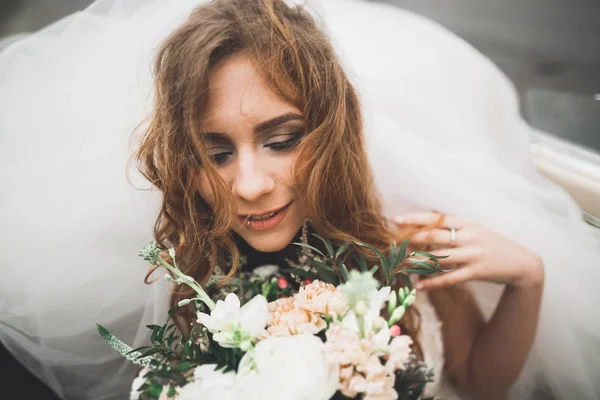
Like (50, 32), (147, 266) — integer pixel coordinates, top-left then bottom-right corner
(280, 153), (299, 186)
(196, 172), (215, 207)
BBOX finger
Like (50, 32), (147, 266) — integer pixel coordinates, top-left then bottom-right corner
(415, 267), (478, 290)
(409, 229), (461, 247)
(393, 212), (464, 229)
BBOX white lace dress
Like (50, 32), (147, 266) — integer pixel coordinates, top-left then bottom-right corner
(416, 292), (465, 400)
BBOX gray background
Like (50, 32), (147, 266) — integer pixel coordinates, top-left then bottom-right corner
(1, 0), (599, 152)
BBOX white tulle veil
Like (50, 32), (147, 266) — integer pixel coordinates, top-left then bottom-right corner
(1, 0), (599, 399)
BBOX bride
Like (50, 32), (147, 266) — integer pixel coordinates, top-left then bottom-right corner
(0, 0), (598, 399)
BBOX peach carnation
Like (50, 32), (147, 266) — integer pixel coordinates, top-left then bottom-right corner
(294, 280), (348, 318)
(263, 297), (326, 337)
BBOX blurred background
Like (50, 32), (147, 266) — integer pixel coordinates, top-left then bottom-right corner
(1, 0), (599, 227)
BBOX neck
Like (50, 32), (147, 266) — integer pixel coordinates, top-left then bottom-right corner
(233, 225), (307, 272)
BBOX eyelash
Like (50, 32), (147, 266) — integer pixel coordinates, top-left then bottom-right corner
(208, 132), (305, 165)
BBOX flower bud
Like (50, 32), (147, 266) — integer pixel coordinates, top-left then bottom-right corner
(389, 306), (406, 325)
(178, 299), (192, 307)
(373, 317), (387, 331)
(387, 291), (397, 315)
(164, 274), (173, 282)
(168, 248), (176, 259)
(390, 325), (401, 337)
(355, 300), (369, 316)
(403, 289), (417, 307)
(277, 277), (289, 289)
(240, 340), (253, 352)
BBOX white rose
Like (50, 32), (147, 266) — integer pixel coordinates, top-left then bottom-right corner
(237, 334), (339, 400)
(176, 364), (241, 400)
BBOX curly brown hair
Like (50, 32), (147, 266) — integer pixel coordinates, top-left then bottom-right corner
(132, 0), (432, 353)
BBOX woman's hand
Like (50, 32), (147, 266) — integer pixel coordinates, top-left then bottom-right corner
(393, 212), (545, 291)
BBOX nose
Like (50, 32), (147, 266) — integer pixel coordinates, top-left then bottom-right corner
(231, 150), (275, 202)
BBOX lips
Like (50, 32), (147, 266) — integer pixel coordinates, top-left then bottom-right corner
(238, 201), (293, 220)
(238, 201), (293, 231)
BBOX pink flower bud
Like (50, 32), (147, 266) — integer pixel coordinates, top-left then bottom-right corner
(303, 278), (313, 286)
(277, 277), (289, 289)
(390, 325), (401, 337)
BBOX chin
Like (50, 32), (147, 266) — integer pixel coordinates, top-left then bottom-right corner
(241, 230), (296, 253)
(236, 215), (304, 253)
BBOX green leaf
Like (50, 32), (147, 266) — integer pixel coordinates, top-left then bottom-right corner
(96, 324), (153, 367)
(388, 242), (398, 271)
(411, 251), (449, 260)
(167, 386), (177, 398)
(157, 324), (167, 344)
(175, 360), (196, 372)
(150, 325), (162, 343)
(355, 241), (389, 279)
(395, 272), (413, 290)
(167, 330), (176, 349)
(354, 253), (368, 272)
(139, 348), (163, 358)
(311, 233), (335, 258)
(409, 260), (438, 270)
(369, 266), (379, 276)
(310, 259), (339, 284)
(147, 382), (164, 398)
(145, 324), (161, 330)
(292, 242), (325, 258)
(281, 268), (319, 281)
(125, 346), (150, 356)
(408, 259), (452, 273)
(355, 242), (393, 285)
(395, 239), (409, 268)
(335, 242), (350, 259)
(184, 342), (193, 358)
(402, 267), (438, 275)
(339, 263), (350, 282)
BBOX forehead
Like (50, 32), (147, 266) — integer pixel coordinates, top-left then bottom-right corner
(202, 54), (300, 132)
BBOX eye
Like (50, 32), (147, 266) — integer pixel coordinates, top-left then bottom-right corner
(209, 151), (233, 165)
(265, 132), (305, 151)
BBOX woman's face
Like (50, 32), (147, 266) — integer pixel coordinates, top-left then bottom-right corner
(196, 54), (307, 253)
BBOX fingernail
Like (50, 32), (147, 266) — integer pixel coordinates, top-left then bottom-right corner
(415, 283), (423, 290)
(393, 216), (404, 224)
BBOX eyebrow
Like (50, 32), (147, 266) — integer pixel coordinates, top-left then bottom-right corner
(202, 112), (304, 141)
(254, 112), (303, 133)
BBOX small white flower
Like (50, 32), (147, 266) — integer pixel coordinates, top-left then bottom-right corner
(252, 264), (279, 280)
(339, 271), (379, 309)
(197, 293), (269, 349)
(341, 286), (392, 344)
(386, 335), (413, 371)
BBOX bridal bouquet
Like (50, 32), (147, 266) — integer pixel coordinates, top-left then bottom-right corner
(98, 234), (448, 400)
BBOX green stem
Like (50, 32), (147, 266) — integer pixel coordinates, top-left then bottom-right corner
(357, 314), (366, 339)
(157, 257), (216, 311)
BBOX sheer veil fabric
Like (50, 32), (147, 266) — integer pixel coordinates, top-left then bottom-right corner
(0, 0), (598, 399)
